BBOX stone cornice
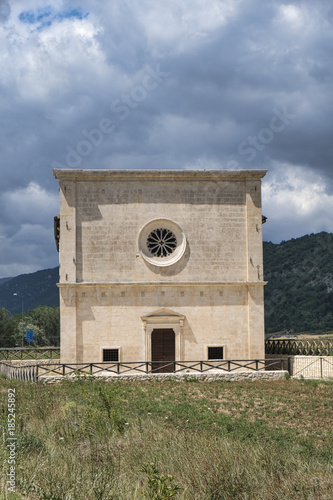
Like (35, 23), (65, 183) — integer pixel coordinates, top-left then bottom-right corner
(57, 281), (267, 287)
(53, 169), (267, 182)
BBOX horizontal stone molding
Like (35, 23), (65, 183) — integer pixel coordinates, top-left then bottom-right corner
(57, 281), (267, 287)
(53, 169), (268, 182)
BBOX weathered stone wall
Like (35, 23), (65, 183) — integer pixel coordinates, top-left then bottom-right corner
(68, 284), (260, 363)
(39, 370), (287, 384)
(74, 180), (247, 283)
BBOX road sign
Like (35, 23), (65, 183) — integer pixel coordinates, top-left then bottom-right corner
(26, 330), (33, 343)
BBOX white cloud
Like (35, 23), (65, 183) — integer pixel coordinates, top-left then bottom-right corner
(0, 182), (59, 276)
(135, 0), (238, 53)
(0, 224), (58, 277)
(262, 165), (333, 242)
(0, 14), (103, 104)
(279, 5), (303, 26)
(1, 182), (58, 226)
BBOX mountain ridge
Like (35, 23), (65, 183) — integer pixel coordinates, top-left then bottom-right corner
(263, 231), (333, 333)
(0, 267), (59, 316)
(0, 277), (13, 286)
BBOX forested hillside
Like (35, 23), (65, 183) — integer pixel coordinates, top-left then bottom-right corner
(263, 232), (333, 334)
(0, 267), (59, 316)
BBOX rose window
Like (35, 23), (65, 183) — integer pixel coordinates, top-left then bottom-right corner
(147, 228), (177, 257)
(138, 218), (186, 267)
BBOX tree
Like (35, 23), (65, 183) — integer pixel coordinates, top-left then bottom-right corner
(15, 319), (50, 347)
(0, 306), (60, 348)
(0, 308), (16, 347)
(28, 306), (60, 346)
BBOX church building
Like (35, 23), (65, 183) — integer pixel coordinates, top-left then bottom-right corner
(53, 169), (267, 370)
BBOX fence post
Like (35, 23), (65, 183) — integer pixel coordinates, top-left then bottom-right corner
(287, 356), (291, 375)
(320, 357), (323, 379)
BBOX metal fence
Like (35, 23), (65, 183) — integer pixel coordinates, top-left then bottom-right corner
(0, 358), (285, 383)
(265, 338), (333, 356)
(0, 347), (60, 361)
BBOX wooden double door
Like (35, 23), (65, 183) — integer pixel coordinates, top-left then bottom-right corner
(151, 328), (175, 373)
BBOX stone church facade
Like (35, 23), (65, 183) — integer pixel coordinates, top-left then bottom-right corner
(53, 169), (267, 369)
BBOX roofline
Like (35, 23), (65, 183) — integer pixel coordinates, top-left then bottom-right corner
(53, 169), (267, 181)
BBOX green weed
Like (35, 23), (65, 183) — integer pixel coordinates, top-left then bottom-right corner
(140, 461), (181, 499)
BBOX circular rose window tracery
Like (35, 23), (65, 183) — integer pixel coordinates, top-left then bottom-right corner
(147, 228), (177, 257)
(138, 219), (186, 267)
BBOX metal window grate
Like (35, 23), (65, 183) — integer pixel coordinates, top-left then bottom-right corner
(147, 228), (177, 257)
(103, 349), (119, 362)
(208, 347), (224, 360)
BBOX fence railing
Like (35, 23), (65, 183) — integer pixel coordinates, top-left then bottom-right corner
(0, 358), (285, 383)
(2, 355), (332, 382)
(0, 347), (60, 361)
(265, 338), (333, 356)
(1, 340), (331, 360)
(0, 362), (38, 382)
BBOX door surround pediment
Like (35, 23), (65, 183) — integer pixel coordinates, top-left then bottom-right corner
(141, 308), (185, 362)
(141, 307), (185, 325)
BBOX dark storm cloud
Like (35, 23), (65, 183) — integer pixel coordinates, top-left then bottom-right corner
(1, 0), (333, 275)
(152, 1), (333, 182)
(69, 0), (333, 183)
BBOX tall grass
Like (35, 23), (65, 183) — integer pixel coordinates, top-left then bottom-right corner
(0, 376), (332, 499)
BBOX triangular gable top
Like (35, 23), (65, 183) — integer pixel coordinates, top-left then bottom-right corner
(141, 307), (185, 321)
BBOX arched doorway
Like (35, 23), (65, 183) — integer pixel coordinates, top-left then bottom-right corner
(151, 328), (175, 373)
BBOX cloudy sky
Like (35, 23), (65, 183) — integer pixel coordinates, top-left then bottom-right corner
(1, 0), (333, 277)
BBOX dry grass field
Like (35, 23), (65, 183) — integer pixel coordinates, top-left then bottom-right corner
(0, 375), (332, 499)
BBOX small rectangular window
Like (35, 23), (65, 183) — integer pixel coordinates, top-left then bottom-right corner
(103, 349), (119, 362)
(208, 347), (224, 360)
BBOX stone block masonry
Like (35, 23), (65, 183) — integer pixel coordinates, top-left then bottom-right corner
(53, 169), (267, 365)
(39, 370), (286, 384)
